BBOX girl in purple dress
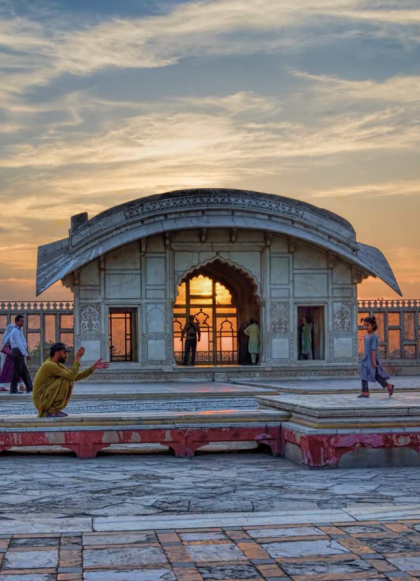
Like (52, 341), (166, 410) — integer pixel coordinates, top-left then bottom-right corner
(0, 324), (24, 392)
(358, 316), (394, 399)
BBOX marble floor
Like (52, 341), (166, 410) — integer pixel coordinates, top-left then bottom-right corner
(3, 518), (420, 580)
(256, 391), (420, 413)
(2, 452), (420, 520)
(2, 453), (420, 577)
(240, 376), (420, 394)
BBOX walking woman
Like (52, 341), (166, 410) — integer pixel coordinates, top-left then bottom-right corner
(0, 324), (24, 392)
(358, 316), (394, 399)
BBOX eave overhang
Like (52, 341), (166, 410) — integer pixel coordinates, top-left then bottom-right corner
(36, 189), (402, 296)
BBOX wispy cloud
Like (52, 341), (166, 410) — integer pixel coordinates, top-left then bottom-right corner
(312, 179), (420, 198)
(295, 72), (420, 104)
(0, 0), (419, 104)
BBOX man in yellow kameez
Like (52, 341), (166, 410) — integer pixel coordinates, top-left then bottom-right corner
(33, 343), (109, 417)
(244, 318), (260, 365)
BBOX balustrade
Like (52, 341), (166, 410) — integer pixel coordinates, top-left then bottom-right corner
(357, 300), (420, 364)
(0, 302), (74, 369)
(0, 299), (419, 367)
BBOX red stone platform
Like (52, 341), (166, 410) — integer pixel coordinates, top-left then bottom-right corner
(0, 409), (286, 459)
(257, 392), (420, 468)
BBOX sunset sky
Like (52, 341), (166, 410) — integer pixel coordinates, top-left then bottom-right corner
(0, 0), (419, 301)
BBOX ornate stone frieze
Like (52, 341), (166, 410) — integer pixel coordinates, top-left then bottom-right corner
(80, 304), (100, 334)
(122, 191), (307, 221)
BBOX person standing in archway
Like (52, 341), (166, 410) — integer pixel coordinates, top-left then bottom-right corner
(244, 319), (260, 365)
(238, 320), (250, 365)
(181, 315), (201, 365)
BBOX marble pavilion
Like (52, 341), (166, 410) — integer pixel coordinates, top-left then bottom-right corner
(36, 188), (401, 380)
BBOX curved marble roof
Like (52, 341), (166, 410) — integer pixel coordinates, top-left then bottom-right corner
(36, 188), (401, 295)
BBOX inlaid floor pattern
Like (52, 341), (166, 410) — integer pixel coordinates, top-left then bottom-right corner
(2, 520), (420, 580)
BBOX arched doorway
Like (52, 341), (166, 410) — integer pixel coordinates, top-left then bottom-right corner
(173, 259), (260, 365)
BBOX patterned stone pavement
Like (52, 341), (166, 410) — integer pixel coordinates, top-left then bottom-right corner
(3, 519), (420, 580)
(0, 397), (257, 416)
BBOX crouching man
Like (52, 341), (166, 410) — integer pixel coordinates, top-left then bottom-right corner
(33, 342), (109, 418)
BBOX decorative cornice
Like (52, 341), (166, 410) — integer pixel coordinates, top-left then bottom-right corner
(122, 191), (307, 222)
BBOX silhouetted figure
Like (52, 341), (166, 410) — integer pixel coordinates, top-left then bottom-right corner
(182, 316), (201, 365)
(238, 320), (251, 365)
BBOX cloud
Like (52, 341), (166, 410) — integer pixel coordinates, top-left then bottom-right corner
(0, 0), (419, 106)
(311, 179), (420, 198)
(0, 195), (106, 222)
(0, 97), (418, 175)
(385, 247), (420, 283)
(295, 72), (420, 104)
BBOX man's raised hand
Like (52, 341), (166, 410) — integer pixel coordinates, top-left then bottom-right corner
(93, 358), (110, 370)
(75, 347), (85, 361)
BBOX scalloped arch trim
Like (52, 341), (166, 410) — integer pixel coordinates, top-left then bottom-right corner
(175, 256), (261, 304)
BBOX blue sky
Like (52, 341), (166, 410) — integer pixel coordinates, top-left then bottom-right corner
(0, 0), (419, 299)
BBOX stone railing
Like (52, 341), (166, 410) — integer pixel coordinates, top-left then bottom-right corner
(0, 301), (74, 311)
(0, 300), (419, 368)
(358, 299), (420, 309)
(358, 300), (419, 364)
(0, 302), (74, 368)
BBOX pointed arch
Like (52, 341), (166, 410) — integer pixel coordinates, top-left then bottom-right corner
(175, 256), (261, 305)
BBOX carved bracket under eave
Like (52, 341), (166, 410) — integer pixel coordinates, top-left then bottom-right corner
(61, 273), (75, 292)
(352, 266), (371, 284)
(327, 252), (338, 270)
(265, 232), (273, 247)
(288, 236), (296, 253)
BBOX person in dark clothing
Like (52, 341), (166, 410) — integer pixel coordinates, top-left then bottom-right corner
(181, 316), (201, 365)
(9, 315), (33, 394)
(238, 320), (251, 365)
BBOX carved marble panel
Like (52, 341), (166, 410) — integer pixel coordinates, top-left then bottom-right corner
(333, 287), (353, 298)
(80, 260), (100, 286)
(270, 235), (288, 252)
(147, 339), (166, 361)
(294, 273), (328, 297)
(146, 257), (166, 286)
(334, 302), (353, 331)
(333, 262), (352, 284)
(82, 339), (101, 361)
(271, 288), (290, 298)
(272, 337), (290, 359)
(105, 273), (141, 299)
(294, 243), (327, 269)
(271, 302), (289, 333)
(80, 304), (100, 334)
(333, 337), (353, 359)
(142, 333), (171, 365)
(147, 304), (166, 333)
(270, 257), (289, 285)
(105, 241), (141, 270)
